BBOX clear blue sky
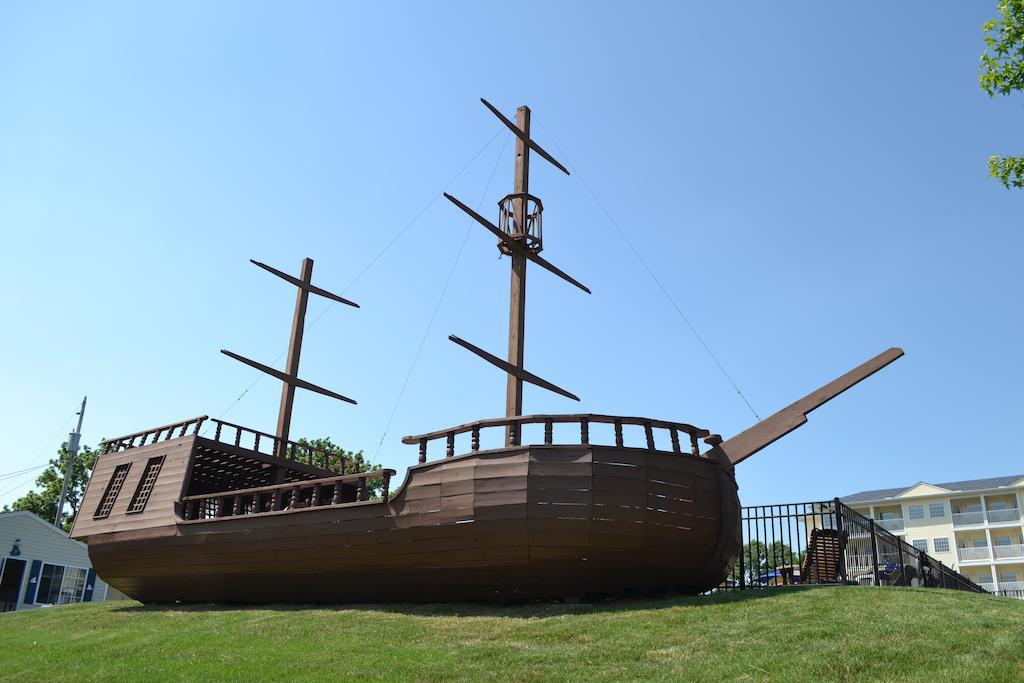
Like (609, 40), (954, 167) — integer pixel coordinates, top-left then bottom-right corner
(1, 2), (1020, 508)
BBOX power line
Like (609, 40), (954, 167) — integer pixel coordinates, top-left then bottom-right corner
(28, 410), (77, 464)
(373, 132), (512, 460)
(0, 463), (49, 480)
(0, 471), (45, 501)
(206, 129), (506, 428)
(533, 117), (760, 421)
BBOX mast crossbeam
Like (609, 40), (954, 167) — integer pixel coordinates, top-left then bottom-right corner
(448, 335), (579, 402)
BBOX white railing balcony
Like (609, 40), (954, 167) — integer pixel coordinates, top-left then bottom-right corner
(998, 580), (1024, 592)
(875, 518), (905, 532)
(952, 511), (986, 527)
(992, 544), (1024, 560)
(978, 580), (996, 592)
(986, 508), (1021, 524)
(958, 546), (992, 562)
(845, 524), (870, 538)
(848, 553), (902, 568)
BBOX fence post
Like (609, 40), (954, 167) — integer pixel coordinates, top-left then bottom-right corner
(895, 541), (904, 585)
(738, 548), (746, 591)
(833, 498), (849, 584)
(869, 519), (880, 587)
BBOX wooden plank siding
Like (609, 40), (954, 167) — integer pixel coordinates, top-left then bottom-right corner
(75, 442), (741, 603)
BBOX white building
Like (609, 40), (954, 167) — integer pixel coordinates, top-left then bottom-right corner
(842, 474), (1024, 593)
(0, 510), (125, 611)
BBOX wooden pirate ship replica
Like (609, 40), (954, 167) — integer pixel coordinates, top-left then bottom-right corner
(70, 100), (903, 603)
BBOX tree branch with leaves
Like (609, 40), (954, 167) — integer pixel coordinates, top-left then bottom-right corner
(982, 0), (1024, 189)
(2, 443), (98, 531)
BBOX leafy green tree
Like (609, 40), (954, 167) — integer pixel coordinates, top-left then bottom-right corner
(295, 437), (385, 497)
(981, 0), (1024, 189)
(2, 443), (98, 531)
(730, 540), (805, 585)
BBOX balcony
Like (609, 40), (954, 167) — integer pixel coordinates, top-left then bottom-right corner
(957, 546), (991, 562)
(847, 553), (901, 568)
(978, 580), (996, 592)
(986, 508), (1022, 525)
(875, 518), (905, 532)
(952, 511), (986, 527)
(998, 580), (1024, 592)
(992, 544), (1024, 560)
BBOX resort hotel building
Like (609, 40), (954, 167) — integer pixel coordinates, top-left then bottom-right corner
(841, 474), (1024, 593)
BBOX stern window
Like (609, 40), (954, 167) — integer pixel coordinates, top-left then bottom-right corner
(94, 464), (131, 519)
(126, 456), (165, 514)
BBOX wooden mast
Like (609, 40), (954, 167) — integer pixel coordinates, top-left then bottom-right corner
(277, 257), (313, 452)
(221, 257), (359, 458)
(506, 105), (530, 422)
(444, 99), (590, 446)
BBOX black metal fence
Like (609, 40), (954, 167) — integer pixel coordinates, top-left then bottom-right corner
(724, 499), (987, 594)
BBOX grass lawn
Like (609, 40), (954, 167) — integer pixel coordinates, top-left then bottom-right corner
(1, 586), (1022, 681)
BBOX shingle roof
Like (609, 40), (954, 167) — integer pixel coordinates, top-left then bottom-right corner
(841, 474), (1024, 504)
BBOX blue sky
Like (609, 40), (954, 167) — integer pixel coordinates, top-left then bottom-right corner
(1, 2), (1020, 507)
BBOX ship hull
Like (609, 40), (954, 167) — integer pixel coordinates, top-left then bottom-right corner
(76, 439), (740, 603)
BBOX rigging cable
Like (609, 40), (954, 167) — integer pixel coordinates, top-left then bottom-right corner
(0, 407), (79, 504)
(204, 128), (506, 430)
(372, 131), (513, 461)
(533, 117), (761, 421)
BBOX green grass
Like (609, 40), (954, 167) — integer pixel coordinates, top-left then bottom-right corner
(2, 587), (1023, 681)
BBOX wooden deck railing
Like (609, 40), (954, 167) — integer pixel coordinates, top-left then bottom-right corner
(180, 469), (396, 521)
(402, 413), (711, 464)
(100, 416), (208, 454)
(101, 416), (352, 476)
(205, 418), (349, 474)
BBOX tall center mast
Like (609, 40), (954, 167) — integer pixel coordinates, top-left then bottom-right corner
(445, 99), (590, 444)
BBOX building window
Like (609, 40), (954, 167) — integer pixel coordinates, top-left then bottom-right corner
(126, 456), (165, 514)
(35, 564), (64, 604)
(933, 537), (950, 553)
(912, 539), (928, 552)
(908, 505), (924, 520)
(1002, 572), (1018, 583)
(928, 503), (945, 518)
(973, 537), (988, 548)
(34, 563), (87, 605)
(94, 463), (131, 519)
(993, 535), (1012, 546)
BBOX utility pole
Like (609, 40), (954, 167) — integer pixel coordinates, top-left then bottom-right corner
(55, 396), (87, 527)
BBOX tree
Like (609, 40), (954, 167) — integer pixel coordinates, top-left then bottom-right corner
(730, 540), (806, 585)
(981, 0), (1024, 189)
(3, 443), (98, 531)
(295, 437), (385, 497)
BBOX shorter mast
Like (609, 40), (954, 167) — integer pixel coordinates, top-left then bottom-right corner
(222, 257), (358, 458)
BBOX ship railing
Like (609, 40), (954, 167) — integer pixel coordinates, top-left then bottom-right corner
(205, 418), (350, 474)
(180, 469), (396, 521)
(101, 416), (352, 476)
(402, 413), (711, 464)
(100, 416), (209, 454)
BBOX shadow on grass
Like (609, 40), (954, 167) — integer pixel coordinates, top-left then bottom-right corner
(110, 585), (823, 619)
